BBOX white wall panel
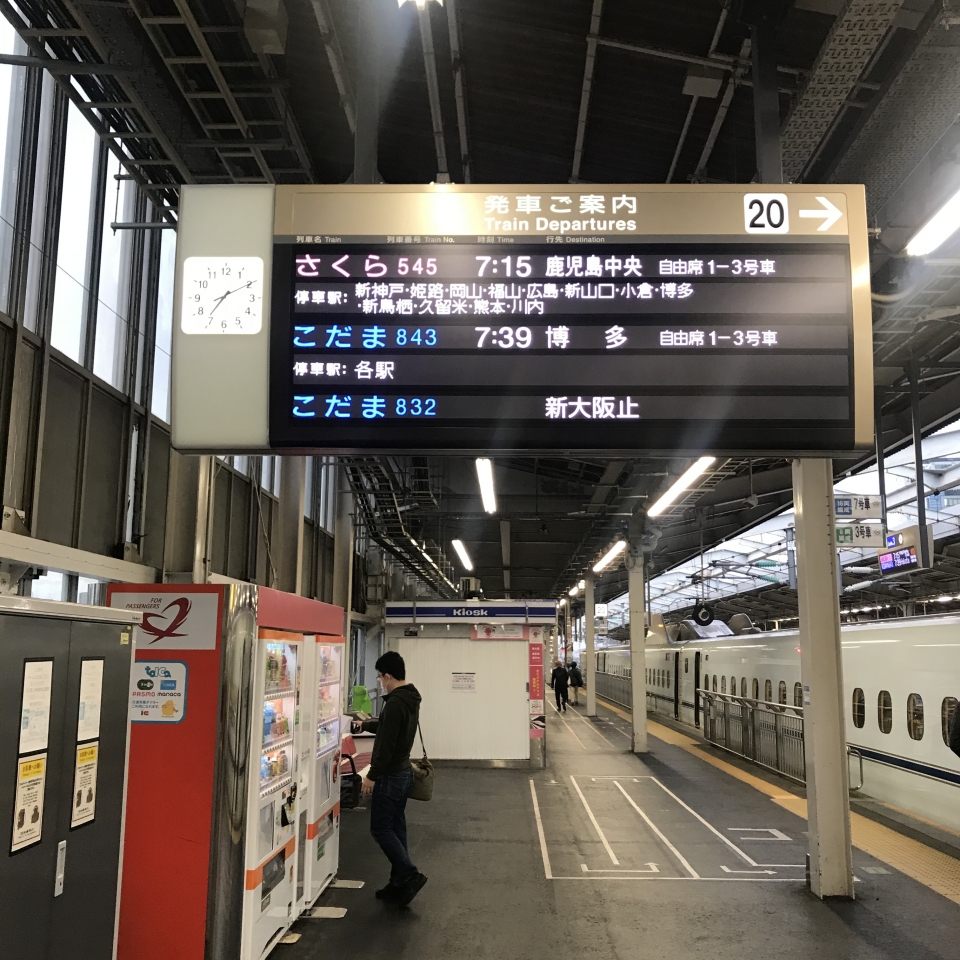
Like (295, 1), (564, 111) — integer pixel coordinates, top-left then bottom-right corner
(397, 637), (528, 760)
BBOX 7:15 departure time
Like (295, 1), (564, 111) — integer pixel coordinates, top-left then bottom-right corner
(475, 256), (532, 277)
(475, 326), (533, 348)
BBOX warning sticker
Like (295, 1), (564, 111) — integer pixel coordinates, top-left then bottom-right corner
(11, 754), (46, 852)
(71, 743), (99, 828)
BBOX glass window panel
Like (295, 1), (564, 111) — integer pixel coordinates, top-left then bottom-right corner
(852, 687), (865, 728)
(0, 23), (25, 314)
(878, 690), (892, 734)
(907, 693), (924, 741)
(151, 227), (175, 420)
(93, 150), (133, 387)
(77, 576), (101, 604)
(942, 697), (958, 748)
(23, 72), (55, 332)
(29, 570), (64, 600)
(50, 102), (98, 361)
(304, 457), (314, 518)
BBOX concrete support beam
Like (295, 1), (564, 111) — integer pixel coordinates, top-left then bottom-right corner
(353, 0), (380, 185)
(792, 457), (854, 899)
(192, 455), (214, 584)
(585, 572), (596, 717)
(276, 457), (305, 594)
(627, 546), (648, 753)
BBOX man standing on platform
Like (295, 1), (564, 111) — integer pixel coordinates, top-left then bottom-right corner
(357, 651), (427, 906)
(550, 659), (569, 712)
(567, 661), (583, 706)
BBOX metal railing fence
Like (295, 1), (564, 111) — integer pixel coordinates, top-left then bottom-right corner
(700, 690), (806, 783)
(594, 671), (632, 709)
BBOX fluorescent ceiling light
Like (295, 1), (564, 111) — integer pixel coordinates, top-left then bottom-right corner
(648, 456), (716, 517)
(451, 539), (473, 571)
(399, 0), (442, 7)
(559, 597), (567, 606)
(476, 458), (497, 514)
(906, 186), (960, 257)
(578, 579), (585, 589)
(593, 540), (626, 573)
(568, 586), (579, 597)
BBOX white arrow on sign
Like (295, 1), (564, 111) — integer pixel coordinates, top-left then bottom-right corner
(799, 196), (843, 231)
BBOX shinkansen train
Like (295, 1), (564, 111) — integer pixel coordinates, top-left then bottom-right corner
(596, 615), (960, 833)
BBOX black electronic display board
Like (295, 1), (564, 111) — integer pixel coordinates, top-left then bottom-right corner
(270, 239), (855, 453)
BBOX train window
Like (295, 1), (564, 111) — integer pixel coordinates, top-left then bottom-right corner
(907, 694), (924, 741)
(684, 657), (689, 674)
(852, 688), (865, 728)
(942, 698), (958, 747)
(778, 681), (787, 705)
(794, 683), (803, 709)
(712, 675), (717, 692)
(703, 673), (709, 692)
(764, 679), (772, 702)
(741, 677), (747, 698)
(878, 690), (892, 734)
(646, 668), (649, 684)
(752, 678), (759, 701)
(667, 671), (671, 687)
(721, 676), (726, 694)
(729, 676), (736, 697)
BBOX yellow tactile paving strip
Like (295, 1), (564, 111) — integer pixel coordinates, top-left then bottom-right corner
(592, 696), (960, 906)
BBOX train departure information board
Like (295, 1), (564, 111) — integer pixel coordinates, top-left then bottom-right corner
(169, 184), (873, 454)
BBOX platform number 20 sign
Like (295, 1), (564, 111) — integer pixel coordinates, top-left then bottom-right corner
(743, 193), (790, 234)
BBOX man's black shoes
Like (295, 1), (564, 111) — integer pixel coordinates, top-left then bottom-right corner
(375, 883), (400, 900)
(394, 873), (428, 906)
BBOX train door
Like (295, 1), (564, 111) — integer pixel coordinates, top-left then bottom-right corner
(694, 651), (701, 728)
(673, 652), (680, 719)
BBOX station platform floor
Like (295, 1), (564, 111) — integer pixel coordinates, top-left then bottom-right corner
(282, 698), (960, 960)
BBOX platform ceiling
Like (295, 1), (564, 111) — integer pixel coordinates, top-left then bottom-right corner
(10, 0), (960, 610)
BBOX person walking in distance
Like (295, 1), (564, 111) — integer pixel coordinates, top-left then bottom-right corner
(550, 659), (569, 713)
(356, 651), (427, 906)
(567, 661), (583, 706)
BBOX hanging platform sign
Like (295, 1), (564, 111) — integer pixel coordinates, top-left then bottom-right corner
(171, 184), (872, 456)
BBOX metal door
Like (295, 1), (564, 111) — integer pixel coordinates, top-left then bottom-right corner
(47, 619), (133, 960)
(694, 651), (702, 728)
(673, 652), (680, 719)
(0, 615), (72, 960)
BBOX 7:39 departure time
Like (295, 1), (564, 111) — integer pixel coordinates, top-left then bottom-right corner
(475, 326), (533, 348)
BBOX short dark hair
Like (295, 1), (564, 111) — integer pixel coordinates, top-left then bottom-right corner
(376, 650), (406, 680)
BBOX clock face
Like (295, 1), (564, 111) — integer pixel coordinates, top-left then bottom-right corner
(181, 256), (264, 334)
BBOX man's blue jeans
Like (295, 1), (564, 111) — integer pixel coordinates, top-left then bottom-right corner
(370, 767), (418, 885)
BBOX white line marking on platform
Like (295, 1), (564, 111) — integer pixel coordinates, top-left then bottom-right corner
(649, 777), (757, 867)
(728, 828), (791, 841)
(581, 862), (659, 873)
(613, 780), (700, 879)
(330, 879), (364, 889)
(548, 876), (807, 882)
(566, 708), (616, 747)
(552, 706), (588, 749)
(571, 776), (619, 864)
(720, 865), (776, 875)
(309, 907), (347, 919)
(529, 780), (553, 880)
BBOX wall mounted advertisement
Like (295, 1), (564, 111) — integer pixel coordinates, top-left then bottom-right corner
(130, 661), (188, 723)
(11, 754), (46, 852)
(19, 660), (53, 754)
(70, 743), (99, 828)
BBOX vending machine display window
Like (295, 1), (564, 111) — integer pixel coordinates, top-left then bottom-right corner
(261, 642), (297, 797)
(316, 645), (341, 760)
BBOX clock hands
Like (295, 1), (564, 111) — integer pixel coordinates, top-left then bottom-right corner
(209, 279), (255, 316)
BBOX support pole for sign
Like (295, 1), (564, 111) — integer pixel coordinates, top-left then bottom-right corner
(909, 362), (930, 568)
(353, 0), (380, 185)
(748, 14), (854, 899)
(627, 523), (648, 753)
(875, 388), (887, 528)
(277, 457), (305, 594)
(793, 459), (855, 898)
(585, 573), (596, 717)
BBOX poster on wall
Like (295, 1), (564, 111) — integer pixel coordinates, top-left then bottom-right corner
(11, 754), (47, 852)
(70, 742), (99, 828)
(130, 661), (188, 723)
(77, 659), (104, 742)
(19, 660), (53, 755)
(529, 643), (545, 737)
(451, 672), (477, 692)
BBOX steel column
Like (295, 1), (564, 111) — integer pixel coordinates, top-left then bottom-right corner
(792, 458), (854, 898)
(277, 457), (306, 594)
(751, 16), (782, 184)
(353, 0), (381, 185)
(909, 361), (930, 567)
(627, 543), (647, 753)
(585, 572), (596, 716)
(876, 388), (888, 527)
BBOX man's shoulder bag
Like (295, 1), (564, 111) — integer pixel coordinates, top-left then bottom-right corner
(409, 722), (434, 801)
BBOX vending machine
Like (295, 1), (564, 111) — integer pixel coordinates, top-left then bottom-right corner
(109, 584), (346, 960)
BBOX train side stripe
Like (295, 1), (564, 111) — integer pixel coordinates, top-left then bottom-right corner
(849, 744), (960, 788)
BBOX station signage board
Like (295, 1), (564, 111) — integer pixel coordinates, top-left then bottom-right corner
(171, 184), (873, 455)
(835, 524), (885, 547)
(878, 546), (918, 574)
(834, 495), (882, 520)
